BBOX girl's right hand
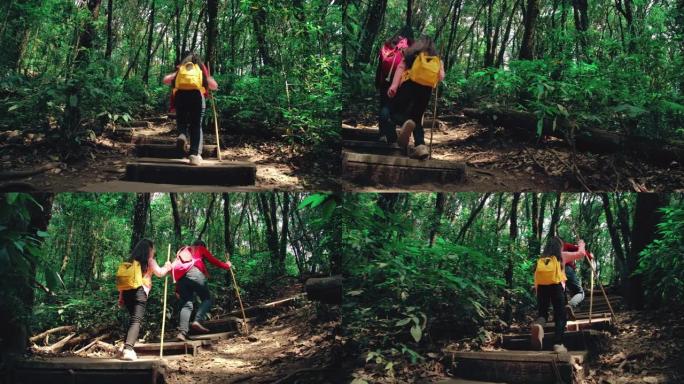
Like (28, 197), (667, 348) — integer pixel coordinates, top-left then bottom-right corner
(387, 86), (397, 98)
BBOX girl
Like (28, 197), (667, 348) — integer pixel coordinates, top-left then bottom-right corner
(376, 28), (411, 144)
(163, 51), (218, 166)
(531, 236), (586, 353)
(385, 36), (445, 159)
(562, 241), (594, 320)
(171, 240), (232, 340)
(118, 239), (172, 361)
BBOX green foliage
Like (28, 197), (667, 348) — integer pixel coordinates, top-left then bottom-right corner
(637, 204), (684, 306)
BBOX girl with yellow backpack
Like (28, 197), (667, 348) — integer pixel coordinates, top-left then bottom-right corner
(385, 36), (445, 160)
(531, 236), (586, 353)
(115, 239), (172, 361)
(163, 51), (218, 166)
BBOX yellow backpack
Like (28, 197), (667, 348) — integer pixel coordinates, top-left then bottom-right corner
(534, 256), (566, 286)
(175, 63), (205, 92)
(407, 52), (441, 88)
(115, 260), (148, 291)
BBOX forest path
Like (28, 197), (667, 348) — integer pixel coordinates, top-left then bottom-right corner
(340, 114), (684, 192)
(0, 115), (312, 191)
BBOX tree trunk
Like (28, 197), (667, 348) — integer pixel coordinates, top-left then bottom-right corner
(105, 0), (114, 59)
(130, 193), (150, 251)
(197, 194), (216, 242)
(519, 0), (539, 59)
(170, 193), (182, 249)
(504, 193), (520, 323)
(356, 0), (388, 64)
(406, 0), (413, 27)
(600, 193), (626, 284)
(223, 193), (233, 255)
(496, 0), (520, 67)
(279, 192), (290, 274)
(251, 4), (274, 67)
(205, 0), (218, 71)
(142, 0), (155, 85)
(548, 193), (562, 237)
(305, 276), (343, 305)
(625, 193), (668, 309)
(456, 193), (492, 243)
(0, 0), (37, 70)
(429, 193), (446, 247)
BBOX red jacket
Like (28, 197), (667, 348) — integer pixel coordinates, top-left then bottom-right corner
(562, 242), (593, 270)
(171, 245), (230, 282)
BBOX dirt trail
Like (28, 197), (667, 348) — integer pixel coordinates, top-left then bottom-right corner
(342, 115), (684, 192)
(165, 303), (339, 383)
(0, 117), (328, 191)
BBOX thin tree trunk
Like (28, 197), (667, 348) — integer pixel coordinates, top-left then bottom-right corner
(504, 192), (521, 323)
(456, 193), (492, 243)
(429, 193), (446, 247)
(170, 193), (182, 249)
(142, 0), (155, 85)
(130, 193), (150, 251)
(519, 0), (539, 59)
(105, 0), (114, 59)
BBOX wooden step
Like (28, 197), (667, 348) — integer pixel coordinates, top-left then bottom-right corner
(133, 340), (205, 356)
(434, 379), (505, 384)
(10, 357), (166, 384)
(134, 143), (218, 158)
(501, 330), (608, 352)
(187, 331), (235, 341)
(511, 317), (612, 333)
(341, 126), (387, 141)
(567, 311), (613, 321)
(449, 350), (587, 384)
(343, 140), (404, 156)
(342, 151), (466, 186)
(131, 136), (176, 145)
(125, 158), (256, 186)
(202, 316), (247, 333)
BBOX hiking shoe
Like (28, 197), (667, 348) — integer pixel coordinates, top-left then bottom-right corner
(189, 154), (202, 166)
(553, 344), (568, 353)
(378, 135), (388, 144)
(121, 347), (137, 361)
(566, 304), (576, 321)
(412, 144), (429, 160)
(176, 134), (188, 153)
(176, 332), (187, 341)
(397, 119), (416, 148)
(530, 323), (544, 351)
(191, 321), (210, 334)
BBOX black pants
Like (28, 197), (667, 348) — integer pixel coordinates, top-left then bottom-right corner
(536, 283), (566, 344)
(386, 80), (433, 146)
(378, 85), (393, 142)
(122, 286), (148, 350)
(177, 267), (213, 334)
(175, 90), (206, 156)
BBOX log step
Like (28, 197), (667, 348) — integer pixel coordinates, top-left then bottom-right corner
(343, 140), (404, 156)
(10, 357), (166, 384)
(449, 350), (587, 384)
(187, 331), (235, 341)
(501, 330), (608, 352)
(125, 158), (256, 186)
(133, 340), (205, 356)
(202, 316), (248, 333)
(134, 143), (218, 159)
(511, 317), (612, 333)
(341, 126), (386, 141)
(342, 151), (466, 186)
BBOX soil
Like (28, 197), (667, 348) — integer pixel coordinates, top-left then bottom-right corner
(0, 117), (338, 191)
(341, 112), (684, 192)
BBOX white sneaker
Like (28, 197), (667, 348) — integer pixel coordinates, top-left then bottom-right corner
(189, 154), (202, 166)
(412, 144), (429, 160)
(176, 133), (188, 152)
(121, 347), (138, 361)
(378, 135), (388, 144)
(553, 344), (568, 353)
(530, 323), (544, 351)
(397, 119), (416, 148)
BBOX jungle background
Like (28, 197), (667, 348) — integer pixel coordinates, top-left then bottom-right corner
(0, 192), (343, 383)
(0, 0), (342, 189)
(339, 192), (684, 382)
(341, 0), (684, 191)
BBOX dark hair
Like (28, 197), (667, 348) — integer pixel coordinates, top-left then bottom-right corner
(130, 239), (154, 273)
(404, 36), (439, 68)
(192, 239), (207, 247)
(180, 51), (204, 67)
(542, 236), (563, 259)
(384, 26), (415, 48)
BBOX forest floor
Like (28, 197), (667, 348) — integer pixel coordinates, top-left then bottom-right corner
(342, 107), (684, 192)
(0, 116), (337, 191)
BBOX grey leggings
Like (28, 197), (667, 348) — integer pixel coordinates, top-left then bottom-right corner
(177, 266), (212, 334)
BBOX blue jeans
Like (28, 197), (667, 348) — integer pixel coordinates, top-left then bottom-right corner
(177, 266), (212, 334)
(175, 90), (206, 156)
(565, 265), (585, 308)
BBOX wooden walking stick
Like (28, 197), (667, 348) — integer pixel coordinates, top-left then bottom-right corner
(228, 256), (248, 333)
(160, 244), (171, 358)
(584, 253), (619, 326)
(429, 85), (438, 160)
(589, 256), (594, 325)
(207, 64), (222, 161)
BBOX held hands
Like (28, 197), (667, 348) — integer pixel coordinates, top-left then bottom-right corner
(164, 261), (172, 269)
(387, 86), (397, 98)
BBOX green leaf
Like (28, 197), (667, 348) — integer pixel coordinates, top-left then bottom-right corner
(410, 324), (422, 342)
(396, 317), (412, 327)
(8, 104), (20, 112)
(36, 230), (49, 238)
(347, 289), (363, 296)
(536, 118), (544, 137)
(351, 379), (369, 384)
(298, 193), (327, 209)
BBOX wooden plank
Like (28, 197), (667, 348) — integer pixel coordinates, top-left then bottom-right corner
(217, 295), (304, 320)
(188, 331), (235, 341)
(501, 330), (608, 352)
(202, 316), (244, 333)
(11, 357), (166, 384)
(342, 151), (466, 186)
(343, 140), (404, 156)
(125, 158), (256, 186)
(511, 317), (612, 333)
(134, 143), (218, 158)
(341, 126), (385, 141)
(450, 350), (587, 384)
(131, 136), (176, 145)
(133, 340), (203, 356)
(434, 379), (505, 384)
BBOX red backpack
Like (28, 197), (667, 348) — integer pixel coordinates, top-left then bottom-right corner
(379, 38), (409, 81)
(176, 246), (194, 263)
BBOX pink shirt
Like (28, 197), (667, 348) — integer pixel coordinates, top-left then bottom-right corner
(171, 245), (231, 282)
